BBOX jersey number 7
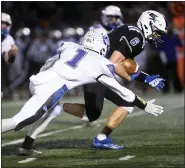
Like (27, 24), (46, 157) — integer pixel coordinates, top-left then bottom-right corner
(66, 49), (87, 69)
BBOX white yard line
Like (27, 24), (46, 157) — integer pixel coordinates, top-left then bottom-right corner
(18, 158), (37, 163)
(119, 155), (136, 161)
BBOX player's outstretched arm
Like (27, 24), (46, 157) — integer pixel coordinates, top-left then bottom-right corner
(97, 75), (164, 116)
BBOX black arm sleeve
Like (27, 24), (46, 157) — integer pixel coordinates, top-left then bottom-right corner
(133, 95), (147, 110)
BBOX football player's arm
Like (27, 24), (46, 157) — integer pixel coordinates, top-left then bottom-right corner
(114, 62), (131, 81)
(109, 50), (126, 64)
(109, 36), (134, 81)
(97, 75), (163, 116)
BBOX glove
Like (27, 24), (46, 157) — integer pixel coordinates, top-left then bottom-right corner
(145, 75), (165, 92)
(144, 99), (164, 116)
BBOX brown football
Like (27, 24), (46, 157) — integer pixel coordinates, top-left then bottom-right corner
(122, 58), (139, 75)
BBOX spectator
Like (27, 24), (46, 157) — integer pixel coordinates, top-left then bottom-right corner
(158, 25), (183, 93)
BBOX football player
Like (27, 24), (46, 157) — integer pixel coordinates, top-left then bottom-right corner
(2, 28), (163, 135)
(18, 10), (167, 155)
(2, 12), (19, 97)
(90, 5), (123, 32)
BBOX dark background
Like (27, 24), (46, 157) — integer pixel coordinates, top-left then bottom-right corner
(1, 1), (184, 99)
(2, 1), (170, 34)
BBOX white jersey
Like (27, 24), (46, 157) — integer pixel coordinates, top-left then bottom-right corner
(1, 35), (15, 54)
(30, 42), (115, 96)
(89, 24), (108, 34)
(52, 42), (114, 87)
(12, 42), (135, 131)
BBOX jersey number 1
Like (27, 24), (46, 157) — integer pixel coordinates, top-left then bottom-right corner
(66, 49), (87, 68)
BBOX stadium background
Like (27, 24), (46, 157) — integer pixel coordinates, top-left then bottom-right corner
(1, 1), (184, 100)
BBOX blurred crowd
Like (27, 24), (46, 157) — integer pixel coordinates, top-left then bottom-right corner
(1, 1), (184, 100)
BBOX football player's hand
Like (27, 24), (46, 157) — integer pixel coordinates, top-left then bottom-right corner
(144, 99), (164, 116)
(4, 45), (19, 64)
(9, 44), (19, 56)
(145, 75), (165, 92)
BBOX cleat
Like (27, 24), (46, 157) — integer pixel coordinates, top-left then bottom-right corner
(93, 136), (123, 150)
(17, 148), (42, 156)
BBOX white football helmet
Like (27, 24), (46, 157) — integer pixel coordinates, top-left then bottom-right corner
(137, 10), (168, 47)
(101, 5), (123, 30)
(82, 28), (110, 57)
(1, 12), (12, 38)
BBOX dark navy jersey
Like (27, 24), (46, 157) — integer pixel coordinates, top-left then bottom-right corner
(107, 24), (146, 59)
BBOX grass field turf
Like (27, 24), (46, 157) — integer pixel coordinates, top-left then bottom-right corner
(1, 93), (184, 168)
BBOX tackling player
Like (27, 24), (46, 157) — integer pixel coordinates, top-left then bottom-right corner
(2, 28), (163, 135)
(18, 10), (167, 155)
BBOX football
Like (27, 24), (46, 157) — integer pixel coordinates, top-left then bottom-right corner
(122, 58), (139, 75)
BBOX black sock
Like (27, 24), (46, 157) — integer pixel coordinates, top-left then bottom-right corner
(20, 136), (35, 150)
(101, 126), (113, 137)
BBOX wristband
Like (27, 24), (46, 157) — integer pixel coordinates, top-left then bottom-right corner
(133, 95), (147, 110)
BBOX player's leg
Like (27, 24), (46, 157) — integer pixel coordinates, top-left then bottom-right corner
(2, 80), (69, 133)
(18, 104), (63, 156)
(18, 83), (105, 155)
(63, 103), (85, 118)
(101, 87), (134, 135)
(2, 94), (51, 133)
(83, 83), (106, 123)
(93, 88), (134, 149)
(94, 75), (135, 149)
(58, 83), (106, 122)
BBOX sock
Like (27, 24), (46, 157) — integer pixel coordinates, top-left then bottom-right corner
(101, 126), (113, 137)
(81, 109), (89, 122)
(21, 136), (35, 150)
(97, 134), (107, 140)
(2, 118), (16, 133)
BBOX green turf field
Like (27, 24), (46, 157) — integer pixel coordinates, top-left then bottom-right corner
(1, 93), (184, 168)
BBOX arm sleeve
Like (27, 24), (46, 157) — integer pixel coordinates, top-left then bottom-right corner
(97, 75), (135, 102)
(98, 75), (148, 110)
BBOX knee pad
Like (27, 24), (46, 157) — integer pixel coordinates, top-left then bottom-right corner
(121, 106), (134, 114)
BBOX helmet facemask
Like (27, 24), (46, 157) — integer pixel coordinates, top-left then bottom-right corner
(147, 22), (167, 47)
(137, 10), (168, 47)
(101, 5), (123, 30)
(102, 15), (122, 30)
